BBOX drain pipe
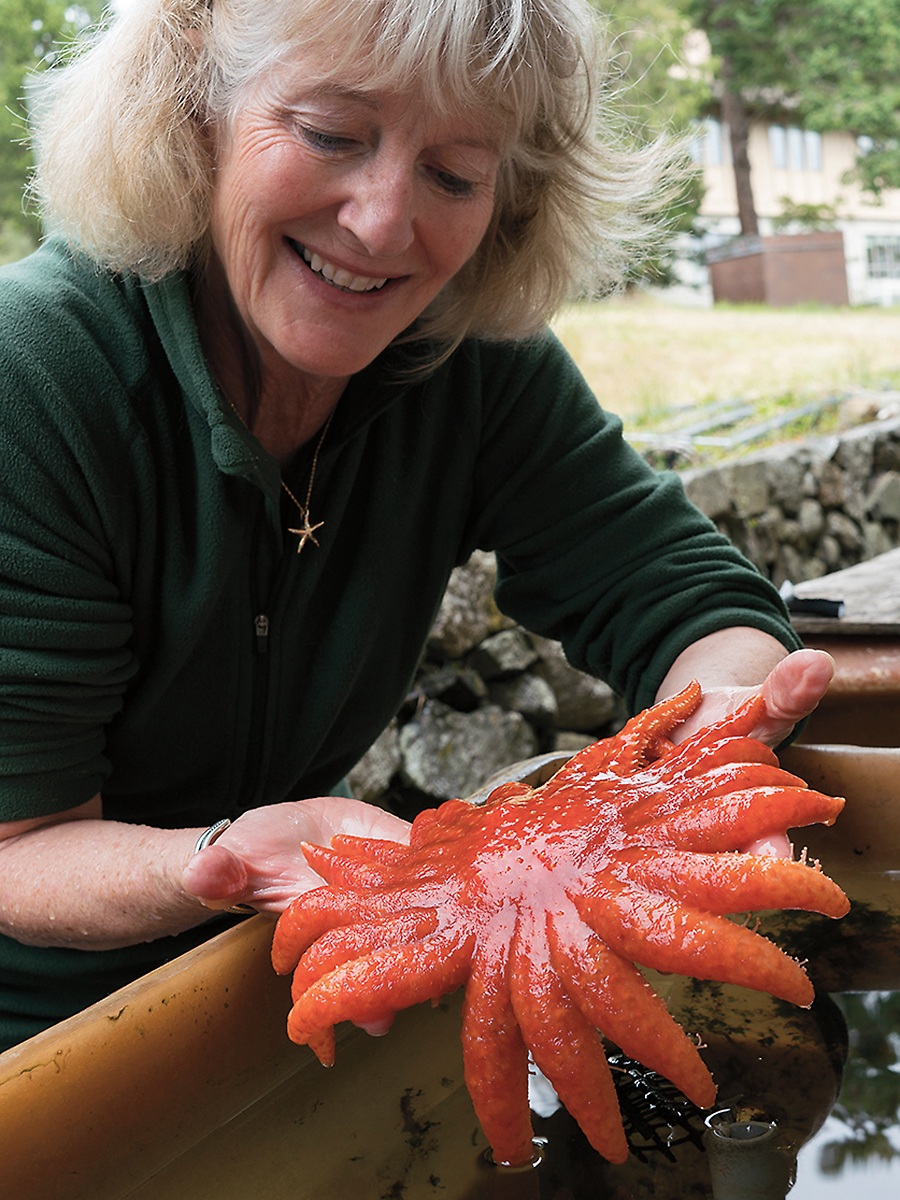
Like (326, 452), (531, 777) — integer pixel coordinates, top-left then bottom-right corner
(703, 1110), (796, 1200)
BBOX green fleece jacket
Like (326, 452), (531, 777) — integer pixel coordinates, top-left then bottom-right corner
(0, 240), (799, 1046)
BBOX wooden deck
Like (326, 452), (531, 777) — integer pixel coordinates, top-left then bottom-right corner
(790, 548), (900, 745)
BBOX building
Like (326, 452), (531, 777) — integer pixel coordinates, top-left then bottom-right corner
(684, 114), (900, 307)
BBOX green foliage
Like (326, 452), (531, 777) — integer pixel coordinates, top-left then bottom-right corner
(603, 0), (710, 134)
(599, 2), (710, 284)
(682, 0), (900, 195)
(776, 0), (900, 193)
(0, 0), (104, 248)
(771, 199), (839, 232)
(819, 991), (900, 1172)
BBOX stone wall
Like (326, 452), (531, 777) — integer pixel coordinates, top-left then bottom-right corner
(349, 416), (900, 813)
(681, 414), (900, 586)
(348, 548), (627, 818)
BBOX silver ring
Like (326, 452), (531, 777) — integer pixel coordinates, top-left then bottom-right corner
(193, 818), (233, 854)
(193, 818), (256, 914)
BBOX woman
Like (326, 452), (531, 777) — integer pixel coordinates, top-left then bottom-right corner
(0, 0), (831, 1052)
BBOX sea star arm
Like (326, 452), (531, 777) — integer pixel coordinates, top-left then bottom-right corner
(547, 907), (716, 1109)
(460, 923), (533, 1167)
(272, 885), (415, 974)
(509, 913), (630, 1163)
(286, 930), (475, 1050)
(654, 734), (782, 779)
(573, 883), (815, 1006)
(605, 848), (850, 917)
(566, 680), (702, 778)
(602, 759), (810, 831)
(297, 840), (408, 890)
(290, 909), (440, 1001)
(637, 785), (845, 852)
(326, 834), (411, 864)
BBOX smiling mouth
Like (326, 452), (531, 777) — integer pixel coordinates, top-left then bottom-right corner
(288, 239), (389, 293)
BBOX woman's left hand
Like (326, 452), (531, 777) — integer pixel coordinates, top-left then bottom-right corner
(742, 646), (835, 744)
(182, 797), (411, 914)
(686, 647), (834, 746)
(657, 641), (835, 857)
(657, 636), (835, 748)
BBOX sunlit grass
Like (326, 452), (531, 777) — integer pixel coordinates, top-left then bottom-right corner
(0, 225), (36, 267)
(553, 294), (900, 431)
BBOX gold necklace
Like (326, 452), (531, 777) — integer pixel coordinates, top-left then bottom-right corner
(222, 393), (334, 554)
(281, 410), (334, 554)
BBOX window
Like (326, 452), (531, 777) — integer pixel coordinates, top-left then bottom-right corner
(866, 237), (900, 279)
(768, 124), (823, 172)
(689, 117), (726, 166)
(804, 130), (823, 171)
(769, 124), (788, 169)
(787, 126), (805, 170)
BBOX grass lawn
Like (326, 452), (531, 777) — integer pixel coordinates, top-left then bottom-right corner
(553, 295), (900, 433)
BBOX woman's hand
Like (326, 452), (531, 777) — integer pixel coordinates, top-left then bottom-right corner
(182, 796), (411, 914)
(656, 639), (835, 859)
(655, 627), (834, 748)
(741, 646), (835, 744)
(669, 647), (835, 747)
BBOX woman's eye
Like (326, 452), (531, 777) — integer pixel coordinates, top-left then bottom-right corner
(431, 168), (476, 198)
(298, 125), (355, 153)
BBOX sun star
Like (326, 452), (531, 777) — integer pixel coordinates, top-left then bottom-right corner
(272, 681), (849, 1166)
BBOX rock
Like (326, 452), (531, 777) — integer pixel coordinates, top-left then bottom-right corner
(553, 731), (595, 754)
(867, 471), (900, 522)
(817, 460), (846, 509)
(774, 544), (805, 589)
(398, 700), (538, 800)
(834, 424), (876, 481)
(824, 510), (863, 555)
(818, 533), (843, 570)
(468, 628), (539, 680)
(766, 451), (806, 516)
(682, 469), (732, 521)
(427, 549), (510, 659)
(529, 635), (620, 731)
(488, 673), (558, 726)
(408, 665), (487, 712)
(874, 429), (900, 472)
(863, 520), (894, 560)
(797, 498), (825, 544)
(750, 509), (789, 562)
(348, 720), (402, 802)
(726, 459), (770, 519)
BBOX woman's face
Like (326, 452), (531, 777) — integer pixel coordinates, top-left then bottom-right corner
(205, 52), (501, 390)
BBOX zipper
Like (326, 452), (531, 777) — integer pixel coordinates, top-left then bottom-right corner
(242, 491), (303, 805)
(254, 613), (270, 655)
(239, 495), (280, 806)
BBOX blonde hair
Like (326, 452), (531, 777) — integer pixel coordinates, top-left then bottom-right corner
(31, 0), (678, 346)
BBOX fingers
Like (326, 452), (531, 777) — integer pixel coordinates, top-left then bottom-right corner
(353, 1016), (396, 1036)
(298, 796), (411, 846)
(760, 648), (835, 726)
(182, 843), (250, 908)
(178, 799), (411, 916)
(673, 648), (836, 748)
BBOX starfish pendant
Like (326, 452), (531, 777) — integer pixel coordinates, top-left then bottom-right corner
(288, 515), (325, 554)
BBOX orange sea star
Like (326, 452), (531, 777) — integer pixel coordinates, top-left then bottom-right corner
(272, 682), (849, 1165)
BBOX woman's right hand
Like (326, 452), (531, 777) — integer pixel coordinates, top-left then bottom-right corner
(181, 797), (411, 914)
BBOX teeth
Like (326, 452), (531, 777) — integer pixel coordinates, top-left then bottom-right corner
(302, 245), (387, 293)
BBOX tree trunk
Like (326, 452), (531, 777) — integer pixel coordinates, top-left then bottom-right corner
(719, 58), (760, 237)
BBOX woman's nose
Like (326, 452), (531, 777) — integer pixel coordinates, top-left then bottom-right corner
(337, 157), (416, 259)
